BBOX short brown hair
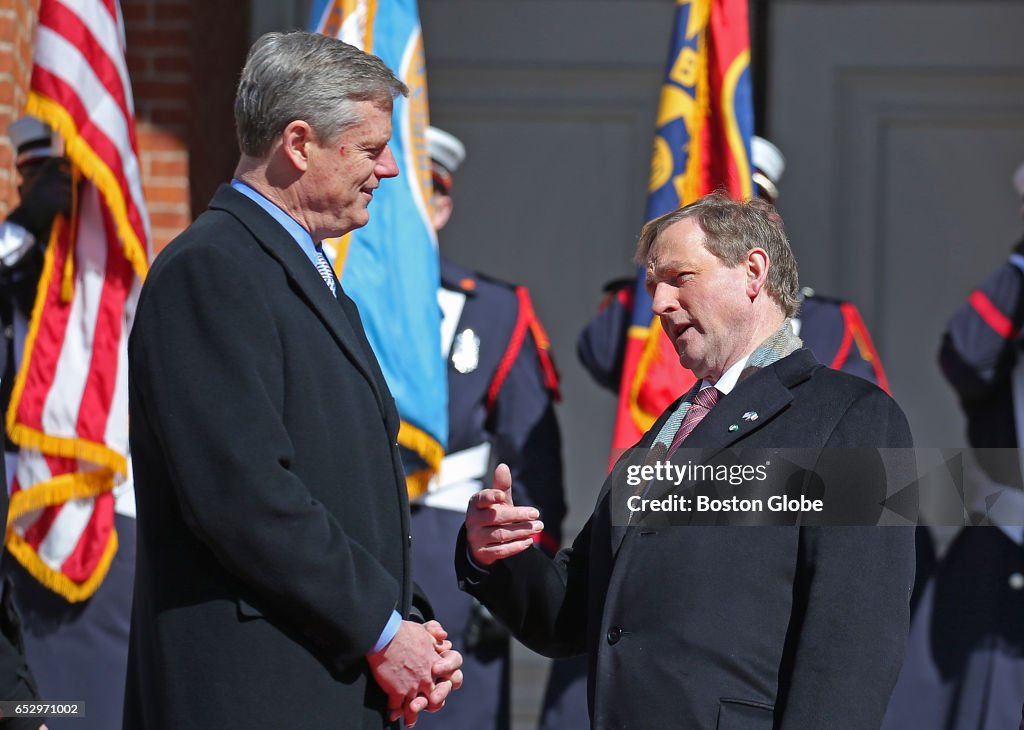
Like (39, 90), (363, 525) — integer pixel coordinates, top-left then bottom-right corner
(636, 191), (800, 317)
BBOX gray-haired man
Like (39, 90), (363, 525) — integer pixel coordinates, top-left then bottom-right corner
(124, 31), (461, 730)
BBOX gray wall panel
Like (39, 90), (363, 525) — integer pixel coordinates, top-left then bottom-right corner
(769, 1), (1024, 449)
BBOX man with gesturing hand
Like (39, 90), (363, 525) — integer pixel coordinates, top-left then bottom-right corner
(124, 31), (461, 729)
(457, 193), (914, 730)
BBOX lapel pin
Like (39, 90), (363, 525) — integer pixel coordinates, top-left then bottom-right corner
(728, 424), (739, 432)
(742, 411), (758, 422)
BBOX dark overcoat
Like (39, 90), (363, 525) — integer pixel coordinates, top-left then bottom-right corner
(458, 349), (916, 730)
(124, 186), (414, 729)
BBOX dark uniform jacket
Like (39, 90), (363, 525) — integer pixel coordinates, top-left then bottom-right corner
(124, 186), (416, 729)
(883, 255), (1024, 730)
(439, 258), (564, 542)
(939, 257), (1024, 484)
(458, 349), (914, 730)
(407, 260), (565, 730)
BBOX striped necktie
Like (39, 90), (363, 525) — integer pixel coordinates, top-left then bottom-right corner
(668, 386), (720, 454)
(314, 245), (337, 297)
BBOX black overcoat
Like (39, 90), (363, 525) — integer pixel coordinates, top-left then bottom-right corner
(124, 186), (414, 729)
(458, 349), (916, 729)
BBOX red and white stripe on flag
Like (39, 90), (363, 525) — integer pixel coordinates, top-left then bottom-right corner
(5, 0), (149, 602)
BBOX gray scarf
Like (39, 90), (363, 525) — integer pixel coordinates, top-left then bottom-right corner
(652, 318), (803, 448)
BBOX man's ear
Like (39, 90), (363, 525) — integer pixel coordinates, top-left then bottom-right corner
(745, 247), (770, 300)
(431, 193), (454, 232)
(281, 120), (315, 172)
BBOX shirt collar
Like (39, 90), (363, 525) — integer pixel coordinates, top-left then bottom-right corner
(230, 179), (322, 271)
(699, 353), (750, 396)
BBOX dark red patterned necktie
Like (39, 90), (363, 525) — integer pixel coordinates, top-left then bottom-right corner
(668, 387), (720, 454)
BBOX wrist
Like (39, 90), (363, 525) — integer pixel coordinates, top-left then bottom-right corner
(466, 547), (491, 573)
(366, 609), (402, 657)
(459, 547), (494, 589)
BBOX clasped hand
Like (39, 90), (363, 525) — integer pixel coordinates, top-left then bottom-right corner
(367, 619), (463, 727)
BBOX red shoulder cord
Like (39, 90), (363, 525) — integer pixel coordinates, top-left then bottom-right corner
(485, 287), (561, 412)
(837, 302), (891, 394)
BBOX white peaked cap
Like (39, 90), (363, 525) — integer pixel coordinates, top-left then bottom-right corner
(426, 126), (466, 174)
(8, 116), (53, 163)
(751, 135), (785, 187)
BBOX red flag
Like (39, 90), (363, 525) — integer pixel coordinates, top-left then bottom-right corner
(5, 0), (149, 601)
(611, 0), (754, 454)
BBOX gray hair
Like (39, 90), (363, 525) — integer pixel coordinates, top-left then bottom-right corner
(636, 191), (801, 317)
(234, 30), (409, 157)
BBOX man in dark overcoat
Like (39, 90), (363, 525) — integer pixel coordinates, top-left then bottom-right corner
(458, 193), (915, 730)
(124, 30), (461, 730)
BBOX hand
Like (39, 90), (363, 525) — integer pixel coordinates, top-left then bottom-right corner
(368, 620), (463, 727)
(368, 620), (436, 722)
(424, 619), (463, 694)
(421, 619), (450, 652)
(465, 463), (544, 567)
(405, 621), (463, 726)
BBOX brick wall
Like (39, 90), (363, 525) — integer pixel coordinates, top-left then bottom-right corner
(123, 0), (192, 253)
(2, 0), (248, 253)
(0, 0), (38, 215)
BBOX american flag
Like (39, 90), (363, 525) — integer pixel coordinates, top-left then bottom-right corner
(5, 0), (149, 601)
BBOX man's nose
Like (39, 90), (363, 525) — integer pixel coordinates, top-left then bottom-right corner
(377, 145), (399, 179)
(650, 282), (679, 315)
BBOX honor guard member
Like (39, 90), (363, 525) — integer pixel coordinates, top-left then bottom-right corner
(1, 117), (135, 730)
(407, 126), (566, 730)
(1, 117), (72, 461)
(541, 135), (895, 730)
(752, 137), (890, 390)
(882, 159), (1024, 730)
(0, 118), (54, 730)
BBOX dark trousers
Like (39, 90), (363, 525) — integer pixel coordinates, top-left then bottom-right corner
(1, 514), (134, 730)
(409, 506), (510, 730)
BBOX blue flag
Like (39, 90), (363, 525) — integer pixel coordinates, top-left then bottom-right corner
(311, 0), (446, 496)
